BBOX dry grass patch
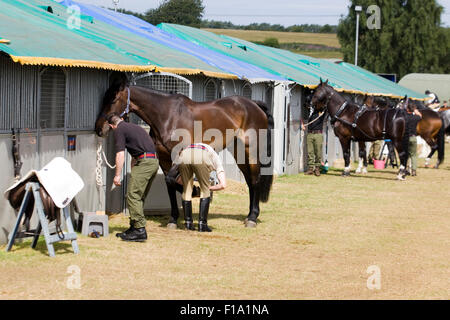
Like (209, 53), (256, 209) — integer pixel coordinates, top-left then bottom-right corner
(1, 146), (449, 299)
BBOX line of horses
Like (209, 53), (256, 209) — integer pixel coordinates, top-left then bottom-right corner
(93, 77), (447, 229)
(311, 79), (446, 180)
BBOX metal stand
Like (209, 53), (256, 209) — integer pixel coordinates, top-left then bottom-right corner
(379, 139), (398, 168)
(5, 182), (79, 257)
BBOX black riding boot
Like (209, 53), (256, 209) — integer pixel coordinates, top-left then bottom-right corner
(182, 200), (195, 230)
(198, 197), (212, 232)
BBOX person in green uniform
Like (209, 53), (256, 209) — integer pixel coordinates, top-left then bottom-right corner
(107, 113), (159, 242)
(302, 106), (325, 176)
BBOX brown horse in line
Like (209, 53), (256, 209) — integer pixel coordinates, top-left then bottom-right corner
(95, 77), (273, 228)
(365, 95), (445, 168)
(311, 80), (409, 180)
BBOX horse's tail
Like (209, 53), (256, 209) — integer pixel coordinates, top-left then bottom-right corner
(254, 100), (274, 203)
(437, 116), (445, 164)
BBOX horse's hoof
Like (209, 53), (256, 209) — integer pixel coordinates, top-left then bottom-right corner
(245, 220), (257, 228)
(341, 171), (350, 177)
(355, 169), (362, 174)
(166, 223), (178, 229)
(397, 174), (406, 181)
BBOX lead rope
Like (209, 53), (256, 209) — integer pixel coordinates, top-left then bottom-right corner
(95, 142), (116, 188)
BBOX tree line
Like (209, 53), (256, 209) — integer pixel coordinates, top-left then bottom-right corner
(116, 0), (337, 33)
(116, 0), (449, 79)
(338, 0), (450, 79)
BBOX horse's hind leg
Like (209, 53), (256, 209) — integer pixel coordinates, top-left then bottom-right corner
(232, 137), (261, 227)
(393, 135), (408, 180)
(240, 163), (261, 228)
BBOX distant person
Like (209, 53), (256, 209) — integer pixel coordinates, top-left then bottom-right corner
(302, 105), (325, 176)
(404, 106), (423, 176)
(368, 140), (382, 164)
(425, 90), (440, 111)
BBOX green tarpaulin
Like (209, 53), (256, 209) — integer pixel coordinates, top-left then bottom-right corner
(158, 23), (427, 100)
(0, 0), (236, 78)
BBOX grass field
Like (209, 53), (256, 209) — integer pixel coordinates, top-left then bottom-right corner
(203, 28), (341, 47)
(1, 145), (449, 300)
(202, 28), (343, 59)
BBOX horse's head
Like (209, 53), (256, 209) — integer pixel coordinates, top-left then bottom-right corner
(364, 95), (375, 108)
(311, 79), (332, 111)
(95, 77), (130, 137)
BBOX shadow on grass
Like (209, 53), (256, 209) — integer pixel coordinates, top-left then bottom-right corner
(7, 237), (75, 256)
(144, 211), (259, 229)
(326, 168), (398, 180)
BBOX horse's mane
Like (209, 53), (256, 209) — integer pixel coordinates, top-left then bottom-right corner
(132, 85), (180, 98)
(102, 73), (129, 107)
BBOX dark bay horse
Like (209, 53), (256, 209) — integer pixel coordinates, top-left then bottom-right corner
(95, 79), (273, 228)
(351, 95), (397, 174)
(311, 80), (409, 180)
(365, 96), (445, 168)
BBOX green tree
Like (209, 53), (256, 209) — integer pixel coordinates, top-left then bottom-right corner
(261, 38), (280, 48)
(145, 0), (205, 27)
(337, 0), (449, 79)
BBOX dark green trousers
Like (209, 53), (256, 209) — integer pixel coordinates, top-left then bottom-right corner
(307, 133), (323, 167)
(127, 158), (159, 229)
(408, 136), (418, 171)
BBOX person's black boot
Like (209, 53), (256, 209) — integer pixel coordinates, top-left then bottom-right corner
(119, 227), (147, 242)
(116, 225), (135, 238)
(198, 197), (212, 232)
(182, 200), (195, 230)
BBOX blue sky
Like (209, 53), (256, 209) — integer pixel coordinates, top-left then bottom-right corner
(75, 0), (450, 26)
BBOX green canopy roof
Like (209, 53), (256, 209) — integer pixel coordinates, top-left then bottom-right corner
(158, 23), (427, 100)
(0, 0), (236, 78)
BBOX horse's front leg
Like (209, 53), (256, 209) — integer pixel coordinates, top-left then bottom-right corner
(340, 138), (352, 176)
(166, 183), (181, 228)
(355, 141), (368, 174)
(155, 143), (181, 228)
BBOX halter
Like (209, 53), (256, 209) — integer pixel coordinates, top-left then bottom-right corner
(323, 90), (335, 109)
(119, 87), (131, 118)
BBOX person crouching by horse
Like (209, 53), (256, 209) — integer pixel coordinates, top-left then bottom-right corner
(107, 113), (159, 242)
(404, 106), (423, 176)
(302, 106), (325, 176)
(173, 143), (226, 232)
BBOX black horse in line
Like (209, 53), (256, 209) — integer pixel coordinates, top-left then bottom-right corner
(311, 79), (409, 180)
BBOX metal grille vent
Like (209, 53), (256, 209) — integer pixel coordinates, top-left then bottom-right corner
(135, 74), (190, 96)
(40, 68), (66, 129)
(131, 73), (192, 125)
(204, 79), (217, 101)
(242, 83), (252, 99)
